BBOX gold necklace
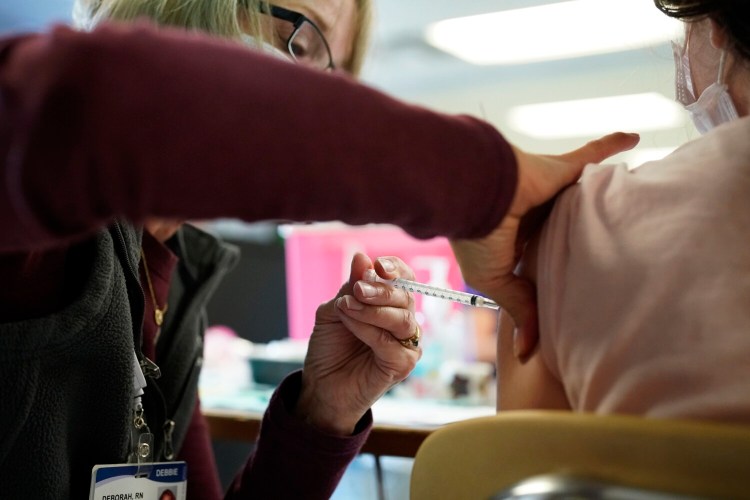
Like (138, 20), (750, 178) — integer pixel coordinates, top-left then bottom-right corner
(140, 248), (168, 327)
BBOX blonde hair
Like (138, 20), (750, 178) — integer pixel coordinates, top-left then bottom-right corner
(73, 0), (372, 76)
(346, 0), (372, 76)
(75, 0), (265, 43)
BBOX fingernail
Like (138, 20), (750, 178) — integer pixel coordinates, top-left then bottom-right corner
(363, 269), (378, 282)
(378, 258), (396, 272)
(343, 296), (364, 311)
(357, 282), (377, 298)
(512, 329), (522, 359)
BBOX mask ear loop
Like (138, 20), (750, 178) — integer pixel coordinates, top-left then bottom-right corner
(717, 49), (728, 85)
(683, 23), (697, 99)
(673, 23), (697, 105)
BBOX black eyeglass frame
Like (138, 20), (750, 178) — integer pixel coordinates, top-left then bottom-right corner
(262, 3), (336, 70)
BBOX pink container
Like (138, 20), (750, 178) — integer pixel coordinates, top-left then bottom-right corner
(283, 224), (465, 340)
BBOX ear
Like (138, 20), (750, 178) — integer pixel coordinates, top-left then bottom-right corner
(709, 18), (728, 50)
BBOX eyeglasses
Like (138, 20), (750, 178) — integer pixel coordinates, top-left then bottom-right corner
(263, 4), (335, 71)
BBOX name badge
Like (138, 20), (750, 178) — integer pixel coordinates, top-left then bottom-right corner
(90, 462), (187, 500)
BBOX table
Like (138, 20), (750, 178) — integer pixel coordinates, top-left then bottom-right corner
(203, 390), (495, 500)
(203, 391), (495, 458)
(205, 408), (435, 458)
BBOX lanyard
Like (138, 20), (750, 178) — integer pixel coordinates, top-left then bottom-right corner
(114, 222), (176, 463)
(131, 350), (154, 468)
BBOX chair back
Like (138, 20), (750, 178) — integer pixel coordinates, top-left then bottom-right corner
(410, 411), (750, 499)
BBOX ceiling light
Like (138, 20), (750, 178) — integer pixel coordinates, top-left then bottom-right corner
(507, 92), (686, 139)
(425, 0), (682, 65)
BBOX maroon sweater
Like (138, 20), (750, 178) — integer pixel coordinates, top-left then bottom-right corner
(0, 22), (517, 498)
(0, 23), (516, 251)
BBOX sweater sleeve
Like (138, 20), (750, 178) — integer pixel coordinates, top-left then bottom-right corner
(178, 399), (225, 500)
(0, 22), (517, 252)
(226, 370), (372, 500)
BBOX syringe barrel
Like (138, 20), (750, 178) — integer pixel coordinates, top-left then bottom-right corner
(386, 278), (499, 310)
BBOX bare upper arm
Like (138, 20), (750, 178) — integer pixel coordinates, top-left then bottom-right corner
(496, 234), (571, 412)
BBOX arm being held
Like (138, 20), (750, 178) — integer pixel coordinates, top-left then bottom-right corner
(495, 234), (570, 412)
(450, 135), (640, 359)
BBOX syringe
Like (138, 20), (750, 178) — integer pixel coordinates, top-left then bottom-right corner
(377, 277), (500, 310)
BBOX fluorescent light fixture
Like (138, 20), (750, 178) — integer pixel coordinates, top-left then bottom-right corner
(507, 92), (685, 139)
(425, 0), (682, 65)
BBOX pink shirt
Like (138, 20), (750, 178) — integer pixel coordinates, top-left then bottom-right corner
(537, 116), (750, 424)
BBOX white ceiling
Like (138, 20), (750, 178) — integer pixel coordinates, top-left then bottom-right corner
(2, 0), (693, 164)
(361, 0), (693, 164)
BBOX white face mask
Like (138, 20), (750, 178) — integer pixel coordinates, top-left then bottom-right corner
(672, 37), (739, 135)
(239, 34), (294, 63)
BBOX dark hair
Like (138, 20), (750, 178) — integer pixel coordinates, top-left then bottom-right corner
(654, 0), (750, 60)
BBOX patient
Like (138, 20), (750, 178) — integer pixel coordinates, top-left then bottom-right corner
(496, 0), (750, 424)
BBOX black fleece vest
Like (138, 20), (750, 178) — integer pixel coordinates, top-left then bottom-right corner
(0, 222), (238, 499)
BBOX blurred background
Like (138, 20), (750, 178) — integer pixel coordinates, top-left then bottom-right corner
(363, 0), (690, 163)
(2, 0), (692, 164)
(1, 1), (694, 497)
(1, 0), (693, 372)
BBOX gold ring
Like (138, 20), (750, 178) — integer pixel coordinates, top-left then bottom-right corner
(399, 325), (421, 349)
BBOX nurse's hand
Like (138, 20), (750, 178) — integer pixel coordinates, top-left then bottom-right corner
(296, 253), (420, 435)
(451, 132), (640, 360)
